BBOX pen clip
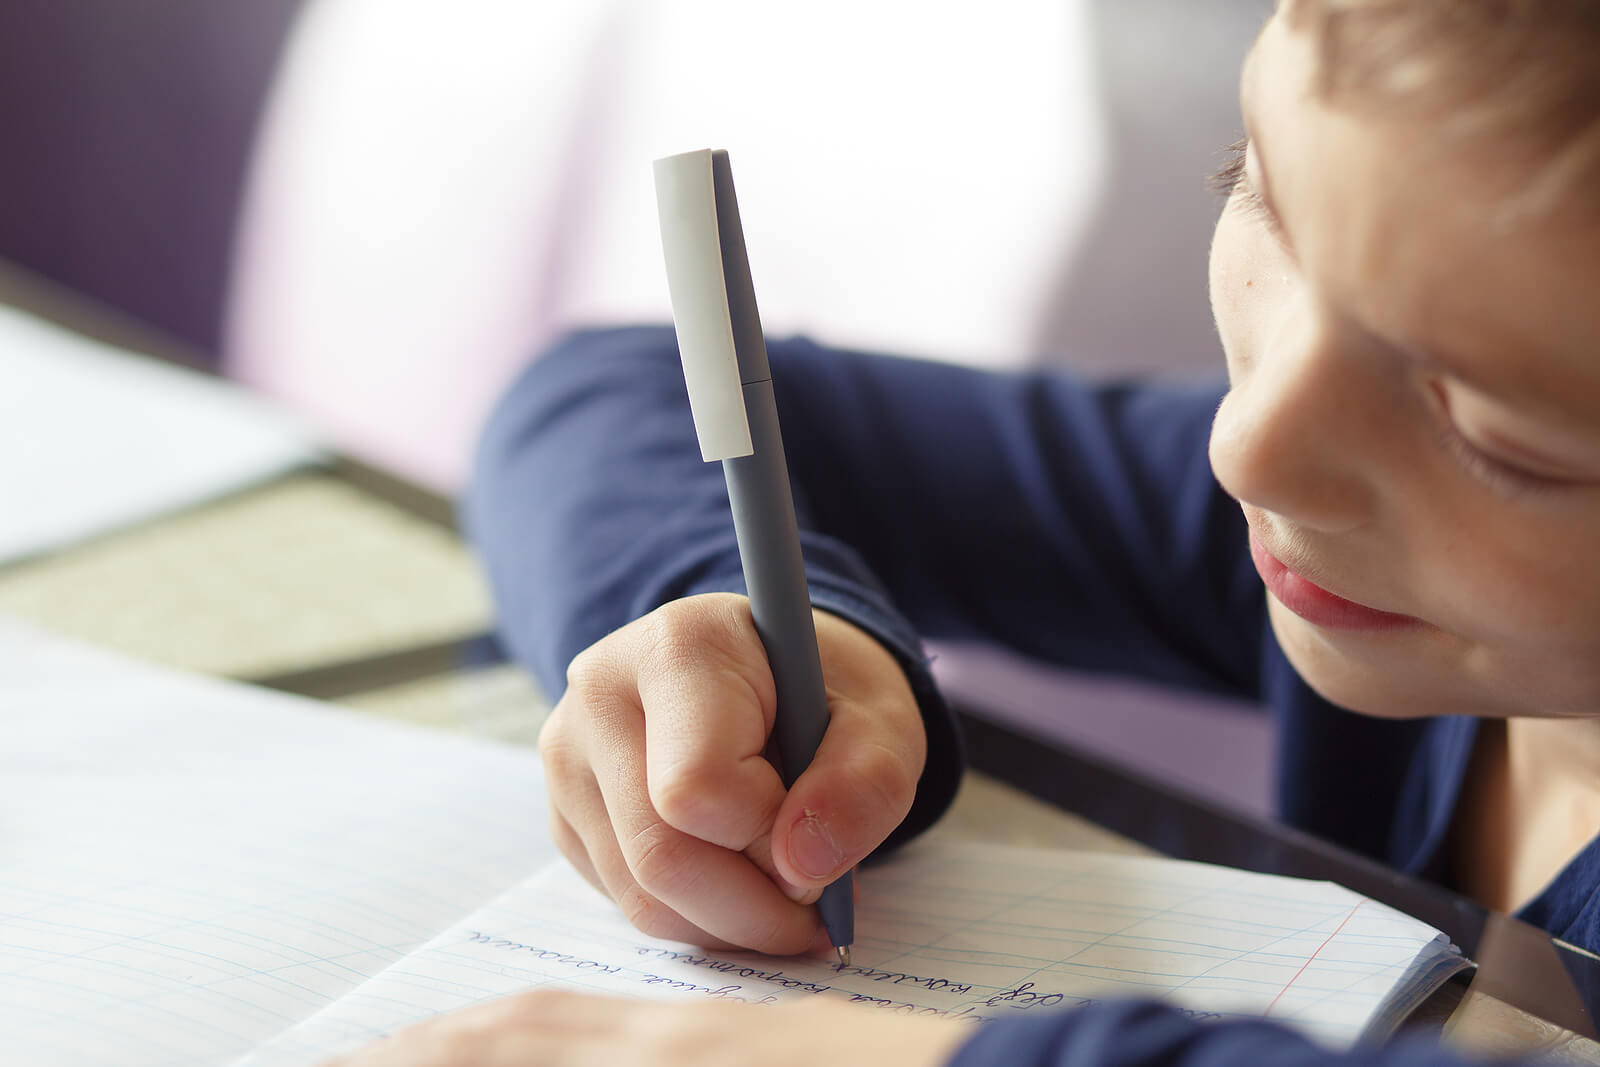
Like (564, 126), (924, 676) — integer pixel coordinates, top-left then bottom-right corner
(654, 148), (754, 462)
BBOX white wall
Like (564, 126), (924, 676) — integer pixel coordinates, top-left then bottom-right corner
(225, 0), (1266, 489)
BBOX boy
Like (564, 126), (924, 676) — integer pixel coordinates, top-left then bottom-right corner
(336, 1), (1600, 1063)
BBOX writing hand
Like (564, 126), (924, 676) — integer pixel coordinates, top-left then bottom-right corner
(323, 989), (967, 1067)
(539, 592), (926, 954)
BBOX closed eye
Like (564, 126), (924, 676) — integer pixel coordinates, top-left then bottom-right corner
(1211, 138), (1291, 250)
(1426, 381), (1582, 495)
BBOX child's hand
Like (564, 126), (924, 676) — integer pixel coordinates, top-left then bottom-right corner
(324, 989), (968, 1067)
(539, 592), (926, 954)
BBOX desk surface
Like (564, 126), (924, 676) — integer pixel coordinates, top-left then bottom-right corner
(5, 266), (1598, 1064)
(0, 468), (490, 680)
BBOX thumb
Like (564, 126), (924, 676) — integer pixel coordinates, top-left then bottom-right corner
(768, 699), (925, 891)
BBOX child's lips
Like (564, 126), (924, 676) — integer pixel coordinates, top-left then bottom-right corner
(1248, 531), (1421, 632)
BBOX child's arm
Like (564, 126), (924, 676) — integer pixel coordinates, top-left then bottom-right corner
(468, 327), (1266, 701)
(465, 327), (961, 951)
(464, 325), (1266, 951)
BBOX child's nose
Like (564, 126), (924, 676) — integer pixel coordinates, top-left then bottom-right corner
(1209, 330), (1378, 534)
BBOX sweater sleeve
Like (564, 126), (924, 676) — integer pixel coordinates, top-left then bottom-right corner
(946, 999), (1520, 1067)
(463, 326), (1266, 845)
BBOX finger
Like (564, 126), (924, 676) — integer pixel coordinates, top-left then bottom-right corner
(549, 745), (744, 950)
(602, 773), (824, 953)
(770, 677), (924, 890)
(629, 599), (812, 905)
(543, 703), (711, 941)
(330, 991), (616, 1067)
(538, 711), (608, 898)
(547, 804), (606, 899)
(496, 988), (622, 1036)
(630, 600), (789, 853)
(501, 989), (642, 1033)
(572, 607), (823, 952)
(743, 833), (820, 906)
(552, 661), (767, 950)
(587, 733), (822, 952)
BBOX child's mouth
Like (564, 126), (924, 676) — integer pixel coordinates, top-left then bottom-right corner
(1248, 532), (1420, 633)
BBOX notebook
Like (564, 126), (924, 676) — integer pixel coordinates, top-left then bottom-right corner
(237, 845), (1468, 1064)
(0, 303), (321, 566)
(0, 618), (554, 1066)
(0, 621), (1468, 1066)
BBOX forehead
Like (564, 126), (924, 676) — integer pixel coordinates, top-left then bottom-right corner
(1243, 14), (1600, 421)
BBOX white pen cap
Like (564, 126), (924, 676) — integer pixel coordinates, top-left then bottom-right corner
(653, 148), (754, 463)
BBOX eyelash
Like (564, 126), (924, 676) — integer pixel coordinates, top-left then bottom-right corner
(1209, 138), (1249, 199)
(1425, 385), (1566, 497)
(1434, 422), (1546, 495)
(1440, 422), (1536, 495)
(1210, 138), (1283, 239)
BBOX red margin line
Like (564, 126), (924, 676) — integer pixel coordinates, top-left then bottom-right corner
(1264, 898), (1367, 1017)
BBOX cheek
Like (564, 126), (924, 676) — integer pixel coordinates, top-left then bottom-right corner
(1446, 516), (1600, 649)
(1208, 208), (1277, 383)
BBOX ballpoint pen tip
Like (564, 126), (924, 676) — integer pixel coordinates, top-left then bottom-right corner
(836, 946), (851, 967)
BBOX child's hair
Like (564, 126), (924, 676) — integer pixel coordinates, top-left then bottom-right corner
(1290, 0), (1600, 217)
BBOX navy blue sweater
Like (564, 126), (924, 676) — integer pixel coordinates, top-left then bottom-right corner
(465, 326), (1599, 1065)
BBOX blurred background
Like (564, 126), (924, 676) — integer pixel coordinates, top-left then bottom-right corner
(0, 0), (1277, 813)
(0, 0), (1266, 489)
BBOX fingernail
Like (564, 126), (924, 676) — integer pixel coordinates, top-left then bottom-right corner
(789, 809), (844, 881)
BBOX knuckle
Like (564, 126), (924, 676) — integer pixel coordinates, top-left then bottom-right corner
(649, 762), (721, 830)
(538, 720), (589, 791)
(652, 764), (777, 849)
(625, 822), (698, 899)
(883, 697), (929, 768)
(536, 710), (573, 763)
(555, 653), (645, 748)
(850, 741), (919, 819)
(563, 645), (628, 702)
(616, 882), (681, 941)
(638, 600), (775, 735)
(635, 609), (708, 676)
(640, 595), (756, 672)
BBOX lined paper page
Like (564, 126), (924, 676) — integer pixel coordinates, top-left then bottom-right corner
(0, 619), (553, 1066)
(0, 303), (321, 565)
(243, 840), (1465, 1064)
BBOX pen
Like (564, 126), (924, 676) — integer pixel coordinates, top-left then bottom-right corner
(653, 148), (853, 967)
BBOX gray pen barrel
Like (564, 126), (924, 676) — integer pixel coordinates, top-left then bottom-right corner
(723, 377), (855, 948)
(724, 377), (828, 787)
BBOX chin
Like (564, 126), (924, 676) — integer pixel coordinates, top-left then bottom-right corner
(1266, 601), (1445, 720)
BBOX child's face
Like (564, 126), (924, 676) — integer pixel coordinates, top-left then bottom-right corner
(1207, 11), (1600, 721)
